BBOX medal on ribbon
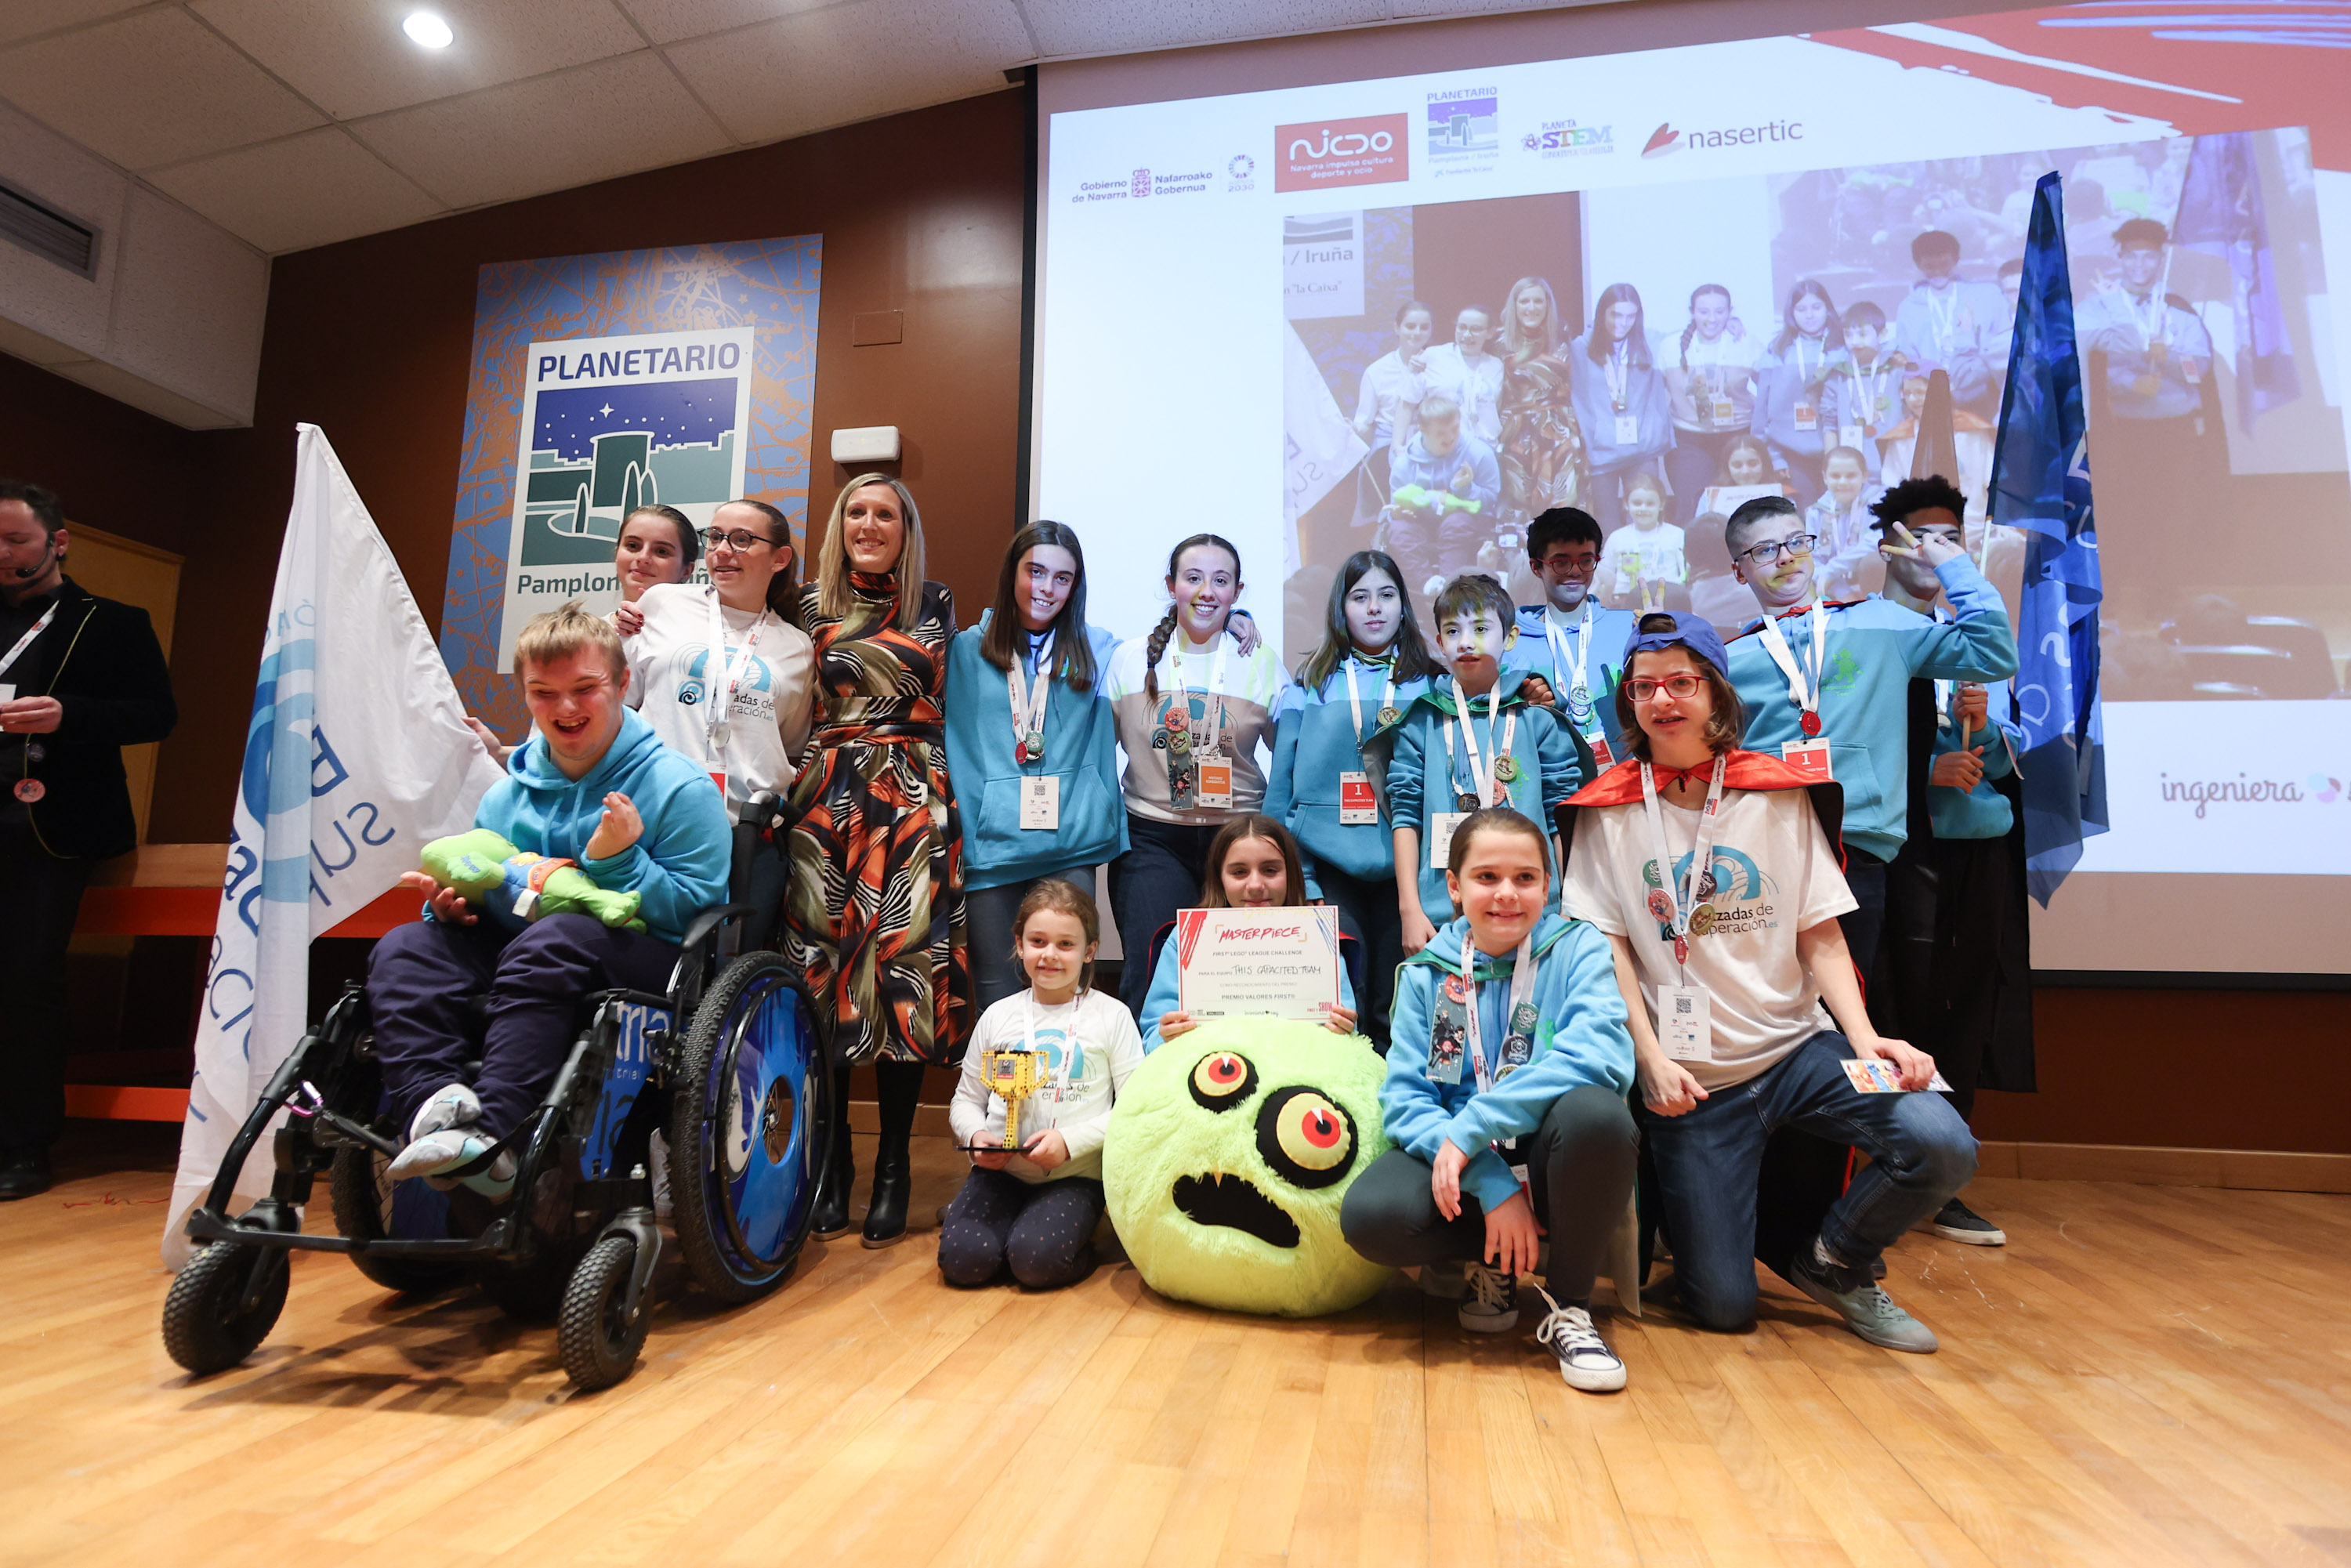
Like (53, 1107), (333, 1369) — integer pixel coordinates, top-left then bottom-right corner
(1377, 705), (1402, 728)
(1493, 754), (1519, 786)
(1799, 710), (1823, 738)
(13, 778), (42, 803)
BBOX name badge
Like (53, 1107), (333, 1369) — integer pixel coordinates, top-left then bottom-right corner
(1838, 423), (1865, 451)
(0, 683), (13, 703)
(1614, 413), (1639, 446)
(1793, 400), (1818, 432)
(1587, 733), (1615, 773)
(1196, 756), (1233, 810)
(1021, 775), (1060, 831)
(1780, 740), (1832, 782)
(1428, 810), (1469, 869)
(1708, 396), (1735, 425)
(1339, 770), (1378, 825)
(1660, 984), (1712, 1062)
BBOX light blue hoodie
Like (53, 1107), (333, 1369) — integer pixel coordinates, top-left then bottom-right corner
(1507, 600), (1640, 758)
(943, 612), (1128, 892)
(1383, 911), (1634, 1217)
(1386, 672), (1582, 921)
(1748, 335), (1842, 464)
(1726, 556), (2018, 862)
(1566, 333), (1675, 476)
(1263, 656), (1433, 893)
(472, 707), (732, 945)
(1929, 676), (2022, 841)
(1138, 929), (1360, 1053)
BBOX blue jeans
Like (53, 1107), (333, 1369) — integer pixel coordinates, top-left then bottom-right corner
(1640, 1031), (1976, 1331)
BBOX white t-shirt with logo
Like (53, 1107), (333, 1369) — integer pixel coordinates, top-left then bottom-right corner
(948, 988), (1145, 1183)
(625, 581), (815, 810)
(1564, 786), (1857, 1089)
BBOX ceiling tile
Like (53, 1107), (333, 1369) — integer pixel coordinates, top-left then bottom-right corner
(0, 0), (148, 51)
(193, 0), (651, 121)
(0, 7), (324, 169)
(616, 0), (836, 48)
(1019, 0), (1387, 58)
(147, 127), (446, 253)
(665, 0), (1027, 147)
(351, 49), (733, 209)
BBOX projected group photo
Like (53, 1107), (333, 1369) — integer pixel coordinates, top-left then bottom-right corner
(1284, 126), (2343, 710)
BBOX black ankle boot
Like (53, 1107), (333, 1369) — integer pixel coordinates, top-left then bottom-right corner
(810, 1065), (854, 1240)
(860, 1140), (910, 1248)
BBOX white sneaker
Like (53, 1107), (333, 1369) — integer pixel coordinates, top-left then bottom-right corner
(386, 1128), (516, 1198)
(1458, 1262), (1520, 1333)
(1417, 1259), (1472, 1300)
(1531, 1287), (1626, 1392)
(408, 1082), (483, 1142)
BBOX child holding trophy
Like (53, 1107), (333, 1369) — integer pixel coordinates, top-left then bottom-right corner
(940, 882), (1144, 1290)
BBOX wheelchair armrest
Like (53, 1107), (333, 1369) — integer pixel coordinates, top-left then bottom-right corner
(679, 902), (755, 954)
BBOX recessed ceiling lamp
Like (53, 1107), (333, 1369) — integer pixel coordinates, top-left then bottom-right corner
(403, 11), (455, 49)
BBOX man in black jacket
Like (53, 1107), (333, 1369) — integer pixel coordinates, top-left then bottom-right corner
(0, 480), (176, 1197)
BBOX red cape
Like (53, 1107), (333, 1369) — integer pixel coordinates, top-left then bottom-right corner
(1556, 748), (1847, 871)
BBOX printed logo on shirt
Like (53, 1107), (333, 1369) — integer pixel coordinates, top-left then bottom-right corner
(677, 643), (777, 716)
(1640, 844), (1779, 942)
(1031, 1023), (1089, 1103)
(1820, 647), (1863, 693)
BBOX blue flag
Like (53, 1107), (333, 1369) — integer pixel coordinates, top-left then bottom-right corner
(1989, 172), (2107, 906)
(2174, 131), (2300, 429)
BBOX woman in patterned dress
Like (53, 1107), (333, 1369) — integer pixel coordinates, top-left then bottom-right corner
(1495, 274), (1589, 526)
(785, 473), (973, 1248)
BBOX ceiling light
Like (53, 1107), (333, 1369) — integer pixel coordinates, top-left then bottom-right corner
(403, 12), (455, 49)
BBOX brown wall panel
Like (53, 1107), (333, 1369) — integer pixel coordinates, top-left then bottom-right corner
(0, 353), (204, 559)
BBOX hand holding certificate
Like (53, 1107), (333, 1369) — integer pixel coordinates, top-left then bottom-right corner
(1173, 906), (1344, 1022)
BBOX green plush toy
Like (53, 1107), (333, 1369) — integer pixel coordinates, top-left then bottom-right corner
(420, 827), (645, 932)
(1104, 1019), (1392, 1318)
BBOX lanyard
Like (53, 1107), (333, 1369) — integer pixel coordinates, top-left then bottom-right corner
(2128, 288), (2169, 349)
(1444, 686), (1516, 805)
(1795, 333), (1822, 382)
(0, 603), (58, 681)
(1638, 755), (1728, 971)
(1545, 604), (1596, 714)
(1754, 589), (1828, 731)
(1926, 286), (1960, 350)
(1006, 632), (1053, 756)
(1605, 342), (1632, 409)
(1165, 637), (1228, 754)
(1021, 990), (1081, 1099)
(1462, 936), (1538, 1095)
(1849, 354), (1886, 418)
(1341, 656), (1394, 743)
(702, 588), (772, 750)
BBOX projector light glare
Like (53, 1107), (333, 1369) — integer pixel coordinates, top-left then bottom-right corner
(403, 12), (455, 49)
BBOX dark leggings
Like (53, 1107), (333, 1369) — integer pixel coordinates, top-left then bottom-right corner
(937, 1168), (1105, 1288)
(1339, 1085), (1638, 1305)
(1316, 862), (1401, 1052)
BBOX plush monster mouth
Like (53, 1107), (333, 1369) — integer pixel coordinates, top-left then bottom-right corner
(1172, 1173), (1301, 1249)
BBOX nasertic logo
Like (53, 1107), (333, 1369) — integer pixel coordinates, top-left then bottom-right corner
(1642, 119), (1804, 158)
(1227, 153), (1255, 191)
(1275, 113), (1410, 193)
(1524, 118), (1614, 158)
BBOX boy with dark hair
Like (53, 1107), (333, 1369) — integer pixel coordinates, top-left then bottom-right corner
(2077, 217), (2220, 512)
(1894, 230), (2003, 417)
(1386, 574), (1579, 952)
(1507, 506), (1638, 767)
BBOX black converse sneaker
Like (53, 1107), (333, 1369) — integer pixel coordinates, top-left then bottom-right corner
(1531, 1287), (1626, 1392)
(1921, 1197), (2007, 1246)
(1458, 1261), (1520, 1332)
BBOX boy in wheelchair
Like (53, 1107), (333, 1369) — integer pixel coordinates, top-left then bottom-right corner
(370, 604), (731, 1195)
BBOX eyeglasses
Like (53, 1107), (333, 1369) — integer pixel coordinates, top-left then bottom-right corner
(1626, 674), (1705, 702)
(701, 527), (781, 552)
(1734, 534), (1817, 567)
(1535, 554), (1599, 575)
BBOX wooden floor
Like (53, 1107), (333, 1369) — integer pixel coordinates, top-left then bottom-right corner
(9, 1128), (2351, 1568)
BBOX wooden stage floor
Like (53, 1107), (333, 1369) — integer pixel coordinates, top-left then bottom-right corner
(8, 1126), (2351, 1568)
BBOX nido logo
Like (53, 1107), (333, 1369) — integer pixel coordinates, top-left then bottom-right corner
(1643, 119), (1803, 158)
(1276, 113), (1410, 192)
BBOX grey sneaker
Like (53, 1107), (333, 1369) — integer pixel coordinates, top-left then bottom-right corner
(1458, 1262), (1520, 1332)
(1417, 1258), (1472, 1300)
(1921, 1197), (2006, 1247)
(1789, 1247), (1939, 1353)
(1531, 1288), (1625, 1392)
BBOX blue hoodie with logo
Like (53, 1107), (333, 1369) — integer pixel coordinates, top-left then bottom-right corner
(471, 707), (732, 945)
(944, 612), (1128, 892)
(1382, 911), (1633, 1216)
(1263, 656), (1433, 895)
(1386, 672), (1582, 922)
(1726, 556), (2017, 863)
(1506, 601), (1641, 758)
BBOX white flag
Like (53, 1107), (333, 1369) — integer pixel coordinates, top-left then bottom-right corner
(165, 425), (504, 1268)
(1282, 323), (1369, 578)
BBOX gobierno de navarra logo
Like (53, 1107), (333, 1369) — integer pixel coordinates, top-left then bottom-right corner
(1276, 113), (1411, 193)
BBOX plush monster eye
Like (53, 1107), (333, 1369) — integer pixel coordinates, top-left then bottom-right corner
(1189, 1051), (1257, 1111)
(1255, 1086), (1358, 1190)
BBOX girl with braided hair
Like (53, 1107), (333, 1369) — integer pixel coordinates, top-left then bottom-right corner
(1661, 285), (1762, 525)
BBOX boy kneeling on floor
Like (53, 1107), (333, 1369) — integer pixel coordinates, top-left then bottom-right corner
(369, 603), (732, 1193)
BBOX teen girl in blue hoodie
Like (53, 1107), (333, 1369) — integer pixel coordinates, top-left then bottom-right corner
(943, 522), (1127, 1013)
(1748, 280), (1848, 509)
(1263, 550), (1439, 1049)
(1339, 806), (1637, 1393)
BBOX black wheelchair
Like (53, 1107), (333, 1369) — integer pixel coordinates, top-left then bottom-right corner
(163, 814), (831, 1392)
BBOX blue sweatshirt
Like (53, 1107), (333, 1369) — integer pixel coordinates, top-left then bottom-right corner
(1263, 657), (1433, 893)
(1387, 672), (1582, 922)
(1566, 334), (1675, 476)
(1383, 911), (1634, 1216)
(473, 708), (731, 945)
(1726, 556), (2018, 862)
(1389, 428), (1502, 512)
(1748, 335), (1841, 462)
(1928, 675), (2021, 841)
(943, 612), (1128, 891)
(1507, 601), (1640, 757)
(1893, 277), (2006, 407)
(1138, 929), (1360, 1053)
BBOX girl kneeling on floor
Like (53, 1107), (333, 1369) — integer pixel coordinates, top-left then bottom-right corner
(1339, 806), (1639, 1393)
(940, 881), (1143, 1290)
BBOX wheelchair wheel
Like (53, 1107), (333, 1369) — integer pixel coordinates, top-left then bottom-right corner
(557, 1233), (647, 1391)
(328, 1145), (466, 1295)
(161, 1241), (289, 1376)
(667, 951), (831, 1304)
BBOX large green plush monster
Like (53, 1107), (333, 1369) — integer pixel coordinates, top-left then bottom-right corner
(1105, 1019), (1392, 1317)
(419, 828), (645, 932)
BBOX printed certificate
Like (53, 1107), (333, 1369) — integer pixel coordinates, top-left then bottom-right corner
(1173, 906), (1343, 1020)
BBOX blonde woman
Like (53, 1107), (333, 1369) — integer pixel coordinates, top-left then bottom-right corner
(784, 473), (973, 1248)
